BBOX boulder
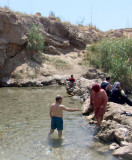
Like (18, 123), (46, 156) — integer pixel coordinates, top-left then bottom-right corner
(113, 144), (132, 160)
(110, 143), (120, 150)
(45, 46), (61, 55)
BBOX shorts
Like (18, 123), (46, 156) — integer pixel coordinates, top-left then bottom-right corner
(51, 116), (63, 131)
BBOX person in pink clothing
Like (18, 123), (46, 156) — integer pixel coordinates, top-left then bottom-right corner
(89, 84), (108, 126)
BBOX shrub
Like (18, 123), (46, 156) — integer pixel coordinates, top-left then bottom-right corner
(85, 38), (132, 90)
(27, 25), (45, 52)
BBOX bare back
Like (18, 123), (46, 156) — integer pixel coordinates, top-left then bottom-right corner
(50, 103), (64, 118)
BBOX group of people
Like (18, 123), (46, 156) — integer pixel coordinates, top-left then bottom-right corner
(48, 75), (132, 138)
(89, 78), (132, 127)
(101, 77), (132, 106)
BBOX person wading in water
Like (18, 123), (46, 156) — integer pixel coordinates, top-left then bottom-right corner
(89, 84), (108, 126)
(49, 95), (80, 138)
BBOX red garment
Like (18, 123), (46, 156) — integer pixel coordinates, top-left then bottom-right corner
(68, 78), (75, 83)
(92, 84), (101, 92)
(90, 89), (108, 120)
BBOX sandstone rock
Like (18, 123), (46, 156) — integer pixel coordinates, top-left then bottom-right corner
(120, 141), (130, 147)
(0, 38), (9, 45)
(0, 56), (5, 69)
(35, 12), (41, 17)
(32, 52), (45, 63)
(82, 68), (105, 80)
(82, 98), (93, 115)
(83, 71), (97, 79)
(0, 21), (3, 32)
(46, 46), (61, 55)
(97, 145), (110, 154)
(73, 87), (82, 96)
(114, 128), (128, 144)
(86, 114), (94, 120)
(113, 144), (132, 160)
(110, 143), (119, 150)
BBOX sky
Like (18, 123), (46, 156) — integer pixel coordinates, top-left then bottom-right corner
(0, 0), (131, 31)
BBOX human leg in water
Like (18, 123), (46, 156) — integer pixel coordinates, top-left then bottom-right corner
(97, 117), (102, 127)
(49, 129), (54, 136)
(58, 130), (62, 138)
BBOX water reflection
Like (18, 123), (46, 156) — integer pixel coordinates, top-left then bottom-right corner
(48, 136), (63, 148)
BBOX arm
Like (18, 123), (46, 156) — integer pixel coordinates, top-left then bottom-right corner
(49, 105), (53, 119)
(100, 91), (108, 108)
(106, 84), (112, 91)
(89, 91), (94, 108)
(61, 105), (80, 112)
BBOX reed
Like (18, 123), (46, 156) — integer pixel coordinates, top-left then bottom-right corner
(85, 38), (132, 90)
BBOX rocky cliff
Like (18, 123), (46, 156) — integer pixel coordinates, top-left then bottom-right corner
(0, 7), (102, 80)
(0, 7), (132, 84)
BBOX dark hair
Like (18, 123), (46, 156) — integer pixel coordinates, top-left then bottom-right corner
(56, 95), (62, 102)
(106, 77), (110, 81)
(92, 84), (101, 92)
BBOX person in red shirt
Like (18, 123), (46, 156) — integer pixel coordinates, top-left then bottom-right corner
(89, 84), (108, 126)
(67, 75), (76, 89)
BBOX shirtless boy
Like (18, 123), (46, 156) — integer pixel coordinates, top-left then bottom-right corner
(49, 95), (80, 138)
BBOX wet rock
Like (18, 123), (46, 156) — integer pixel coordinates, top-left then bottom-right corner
(86, 114), (94, 121)
(0, 75), (67, 87)
(113, 144), (132, 160)
(82, 99), (94, 115)
(97, 145), (110, 154)
(81, 95), (132, 160)
(110, 143), (119, 150)
(97, 120), (116, 142)
(120, 141), (130, 147)
(90, 142), (110, 154)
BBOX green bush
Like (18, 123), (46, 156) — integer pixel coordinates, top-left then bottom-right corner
(27, 25), (45, 52)
(85, 38), (132, 90)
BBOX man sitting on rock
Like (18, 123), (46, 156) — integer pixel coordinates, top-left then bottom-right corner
(101, 76), (112, 97)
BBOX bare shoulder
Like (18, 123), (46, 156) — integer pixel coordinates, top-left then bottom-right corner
(60, 105), (66, 109)
(100, 89), (105, 93)
(100, 89), (107, 95)
(50, 103), (55, 108)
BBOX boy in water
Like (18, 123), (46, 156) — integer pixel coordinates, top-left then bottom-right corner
(49, 95), (80, 138)
(67, 75), (76, 89)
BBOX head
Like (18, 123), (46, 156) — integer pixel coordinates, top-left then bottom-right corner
(114, 82), (120, 88)
(56, 95), (63, 104)
(92, 84), (101, 92)
(106, 76), (111, 82)
(71, 75), (73, 79)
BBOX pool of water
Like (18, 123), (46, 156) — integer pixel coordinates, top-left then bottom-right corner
(0, 86), (117, 160)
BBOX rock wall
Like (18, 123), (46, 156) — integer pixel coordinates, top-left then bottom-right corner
(0, 7), (132, 83)
(0, 7), (104, 80)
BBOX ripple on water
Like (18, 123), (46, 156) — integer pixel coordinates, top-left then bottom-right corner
(0, 87), (117, 160)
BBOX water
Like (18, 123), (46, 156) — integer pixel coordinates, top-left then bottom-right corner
(0, 86), (117, 160)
